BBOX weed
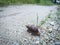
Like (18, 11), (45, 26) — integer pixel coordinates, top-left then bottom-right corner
(40, 20), (46, 25)
(40, 10), (52, 25)
(36, 13), (39, 26)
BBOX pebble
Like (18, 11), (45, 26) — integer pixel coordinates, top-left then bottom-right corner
(35, 41), (40, 44)
(55, 42), (60, 45)
(49, 21), (55, 26)
(53, 25), (58, 30)
(24, 39), (27, 41)
(49, 28), (52, 31)
(48, 28), (52, 33)
(12, 41), (19, 45)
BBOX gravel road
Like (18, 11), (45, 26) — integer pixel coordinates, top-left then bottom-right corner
(0, 5), (57, 45)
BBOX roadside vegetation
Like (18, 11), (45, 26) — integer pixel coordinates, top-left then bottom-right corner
(56, 5), (60, 25)
(0, 0), (53, 6)
(40, 10), (52, 25)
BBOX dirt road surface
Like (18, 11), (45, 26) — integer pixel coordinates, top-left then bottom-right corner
(0, 5), (57, 45)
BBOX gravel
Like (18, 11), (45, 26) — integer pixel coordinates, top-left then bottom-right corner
(0, 4), (57, 45)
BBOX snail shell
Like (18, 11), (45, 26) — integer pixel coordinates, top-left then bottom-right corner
(26, 25), (39, 33)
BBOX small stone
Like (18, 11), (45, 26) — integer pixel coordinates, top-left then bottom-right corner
(44, 34), (49, 39)
(48, 28), (52, 33)
(49, 28), (52, 31)
(43, 42), (46, 45)
(49, 21), (55, 26)
(58, 27), (60, 31)
(50, 40), (53, 43)
(12, 41), (19, 45)
(50, 33), (55, 37)
(55, 42), (60, 45)
(24, 39), (27, 41)
(35, 41), (40, 44)
(53, 26), (58, 30)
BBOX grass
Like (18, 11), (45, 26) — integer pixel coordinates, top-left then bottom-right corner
(36, 11), (52, 26)
(57, 5), (60, 20)
(0, 0), (54, 6)
(40, 10), (52, 25)
(40, 0), (53, 5)
(36, 14), (39, 26)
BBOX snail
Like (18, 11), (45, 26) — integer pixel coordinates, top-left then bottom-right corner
(25, 24), (40, 36)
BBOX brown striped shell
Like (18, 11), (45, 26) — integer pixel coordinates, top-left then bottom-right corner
(26, 25), (39, 33)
